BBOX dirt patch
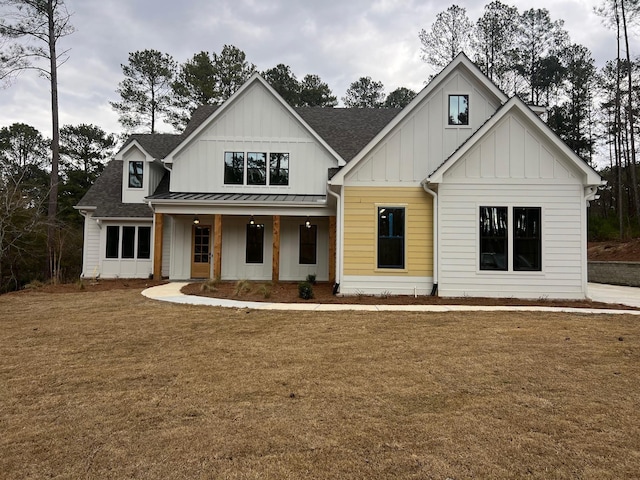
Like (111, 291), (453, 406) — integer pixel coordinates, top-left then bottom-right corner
(12, 278), (165, 295)
(181, 280), (636, 310)
(588, 238), (640, 262)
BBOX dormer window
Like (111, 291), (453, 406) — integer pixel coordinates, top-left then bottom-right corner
(448, 94), (469, 126)
(128, 161), (144, 188)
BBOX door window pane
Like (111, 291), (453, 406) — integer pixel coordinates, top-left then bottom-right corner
(193, 226), (210, 263)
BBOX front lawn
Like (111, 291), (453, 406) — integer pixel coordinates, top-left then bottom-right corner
(1, 289), (638, 479)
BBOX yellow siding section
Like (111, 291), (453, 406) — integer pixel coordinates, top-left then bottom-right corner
(343, 186), (433, 276)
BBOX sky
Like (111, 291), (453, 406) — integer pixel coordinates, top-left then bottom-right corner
(0, 0), (634, 139)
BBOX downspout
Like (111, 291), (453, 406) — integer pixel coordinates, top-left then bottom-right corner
(327, 185), (341, 293)
(421, 180), (438, 296)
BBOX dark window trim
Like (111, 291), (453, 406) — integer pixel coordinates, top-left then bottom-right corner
(479, 206), (508, 271)
(377, 207), (405, 269)
(246, 223), (264, 264)
(448, 94), (469, 126)
(224, 150), (290, 186)
(105, 225), (152, 260)
(128, 161), (144, 188)
(299, 224), (317, 265)
(513, 207), (542, 271)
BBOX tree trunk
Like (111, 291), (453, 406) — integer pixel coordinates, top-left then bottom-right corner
(47, 0), (60, 282)
(621, 0), (640, 224)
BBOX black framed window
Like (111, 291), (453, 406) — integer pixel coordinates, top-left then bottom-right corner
(246, 223), (264, 263)
(377, 207), (405, 269)
(224, 152), (244, 184)
(299, 224), (317, 264)
(247, 152), (267, 185)
(128, 161), (144, 188)
(480, 207), (508, 270)
(448, 94), (469, 125)
(121, 226), (136, 259)
(106, 226), (119, 258)
(137, 226), (151, 259)
(514, 207), (541, 271)
(270, 153), (289, 185)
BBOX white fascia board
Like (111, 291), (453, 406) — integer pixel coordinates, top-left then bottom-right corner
(162, 73), (345, 167)
(329, 53), (508, 186)
(114, 139), (154, 162)
(426, 96), (603, 186)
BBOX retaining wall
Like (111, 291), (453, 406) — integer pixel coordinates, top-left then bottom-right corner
(588, 261), (640, 287)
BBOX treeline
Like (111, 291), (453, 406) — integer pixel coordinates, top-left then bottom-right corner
(109, 45), (420, 134)
(0, 123), (114, 291)
(419, 1), (640, 238)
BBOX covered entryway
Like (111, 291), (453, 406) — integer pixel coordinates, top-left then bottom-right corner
(191, 224), (211, 278)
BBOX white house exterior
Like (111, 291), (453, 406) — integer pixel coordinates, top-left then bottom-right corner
(76, 54), (603, 300)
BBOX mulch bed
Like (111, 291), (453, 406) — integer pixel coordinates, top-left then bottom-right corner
(181, 280), (636, 310)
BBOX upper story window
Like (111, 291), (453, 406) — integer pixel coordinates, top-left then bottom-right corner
(448, 94), (469, 126)
(224, 152), (244, 184)
(128, 161), (144, 188)
(224, 151), (289, 186)
(270, 153), (289, 185)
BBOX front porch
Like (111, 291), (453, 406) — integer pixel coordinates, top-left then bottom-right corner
(152, 213), (336, 283)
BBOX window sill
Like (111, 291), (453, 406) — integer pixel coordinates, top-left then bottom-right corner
(374, 268), (408, 273)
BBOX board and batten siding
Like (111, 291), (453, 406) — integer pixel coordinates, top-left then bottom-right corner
(437, 110), (588, 299)
(170, 82), (337, 196)
(341, 186), (433, 295)
(345, 69), (500, 185)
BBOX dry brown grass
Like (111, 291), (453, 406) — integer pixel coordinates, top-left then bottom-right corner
(1, 289), (639, 479)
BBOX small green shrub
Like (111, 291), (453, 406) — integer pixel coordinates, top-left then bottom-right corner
(306, 273), (317, 285)
(234, 279), (251, 296)
(298, 281), (314, 300)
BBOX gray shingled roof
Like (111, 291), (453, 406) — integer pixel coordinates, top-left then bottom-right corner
(76, 160), (153, 217)
(295, 107), (401, 162)
(78, 104), (400, 216)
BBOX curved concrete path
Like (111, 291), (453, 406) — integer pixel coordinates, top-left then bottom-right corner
(142, 282), (640, 315)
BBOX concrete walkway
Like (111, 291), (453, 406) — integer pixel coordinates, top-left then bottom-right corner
(142, 282), (640, 315)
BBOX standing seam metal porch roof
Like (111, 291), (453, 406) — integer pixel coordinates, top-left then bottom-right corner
(148, 192), (326, 204)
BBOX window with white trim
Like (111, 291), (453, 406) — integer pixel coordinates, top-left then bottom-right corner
(479, 206), (541, 271)
(224, 151), (289, 186)
(105, 226), (152, 260)
(128, 161), (144, 188)
(377, 207), (405, 269)
(448, 94), (469, 126)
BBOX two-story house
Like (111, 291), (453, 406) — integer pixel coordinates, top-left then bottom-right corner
(76, 54), (603, 299)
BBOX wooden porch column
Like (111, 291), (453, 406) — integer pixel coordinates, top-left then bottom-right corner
(329, 215), (336, 284)
(153, 213), (164, 280)
(272, 215), (280, 283)
(213, 214), (222, 280)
